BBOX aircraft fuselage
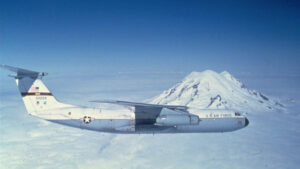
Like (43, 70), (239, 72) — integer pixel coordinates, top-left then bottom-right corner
(35, 106), (248, 134)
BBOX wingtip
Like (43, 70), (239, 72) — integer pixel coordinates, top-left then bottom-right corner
(0, 64), (11, 71)
(0, 64), (7, 68)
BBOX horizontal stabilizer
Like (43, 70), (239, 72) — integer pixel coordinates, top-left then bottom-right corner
(90, 100), (188, 112)
(0, 65), (47, 78)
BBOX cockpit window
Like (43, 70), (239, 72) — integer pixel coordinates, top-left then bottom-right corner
(235, 112), (241, 116)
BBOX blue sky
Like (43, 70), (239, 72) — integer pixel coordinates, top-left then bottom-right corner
(0, 0), (299, 74)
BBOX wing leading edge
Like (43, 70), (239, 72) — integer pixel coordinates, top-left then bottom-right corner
(90, 100), (188, 112)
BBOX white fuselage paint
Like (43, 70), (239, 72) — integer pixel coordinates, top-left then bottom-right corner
(31, 105), (247, 134)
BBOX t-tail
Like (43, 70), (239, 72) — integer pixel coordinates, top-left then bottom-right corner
(1, 65), (72, 117)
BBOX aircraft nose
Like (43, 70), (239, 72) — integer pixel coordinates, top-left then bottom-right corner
(245, 118), (249, 127)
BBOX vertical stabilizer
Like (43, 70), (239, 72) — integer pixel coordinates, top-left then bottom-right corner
(1, 65), (67, 115)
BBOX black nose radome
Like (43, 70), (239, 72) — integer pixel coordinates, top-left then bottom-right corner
(245, 118), (249, 127)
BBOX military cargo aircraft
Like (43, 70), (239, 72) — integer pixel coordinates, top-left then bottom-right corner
(1, 65), (249, 134)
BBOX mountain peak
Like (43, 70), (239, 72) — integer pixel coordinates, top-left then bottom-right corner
(151, 70), (284, 112)
(186, 70), (219, 79)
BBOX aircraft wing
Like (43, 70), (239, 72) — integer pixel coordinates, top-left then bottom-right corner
(90, 100), (189, 125)
(90, 100), (188, 112)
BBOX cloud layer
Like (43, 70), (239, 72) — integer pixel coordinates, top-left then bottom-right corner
(0, 72), (299, 169)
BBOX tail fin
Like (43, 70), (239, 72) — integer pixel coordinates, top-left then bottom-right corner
(1, 65), (65, 115)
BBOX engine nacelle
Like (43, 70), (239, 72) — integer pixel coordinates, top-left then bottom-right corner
(156, 114), (200, 126)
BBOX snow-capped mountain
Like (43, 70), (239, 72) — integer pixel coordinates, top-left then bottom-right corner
(151, 70), (284, 112)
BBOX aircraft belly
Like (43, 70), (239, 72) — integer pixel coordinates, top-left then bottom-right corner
(49, 119), (135, 133)
(48, 119), (81, 128)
